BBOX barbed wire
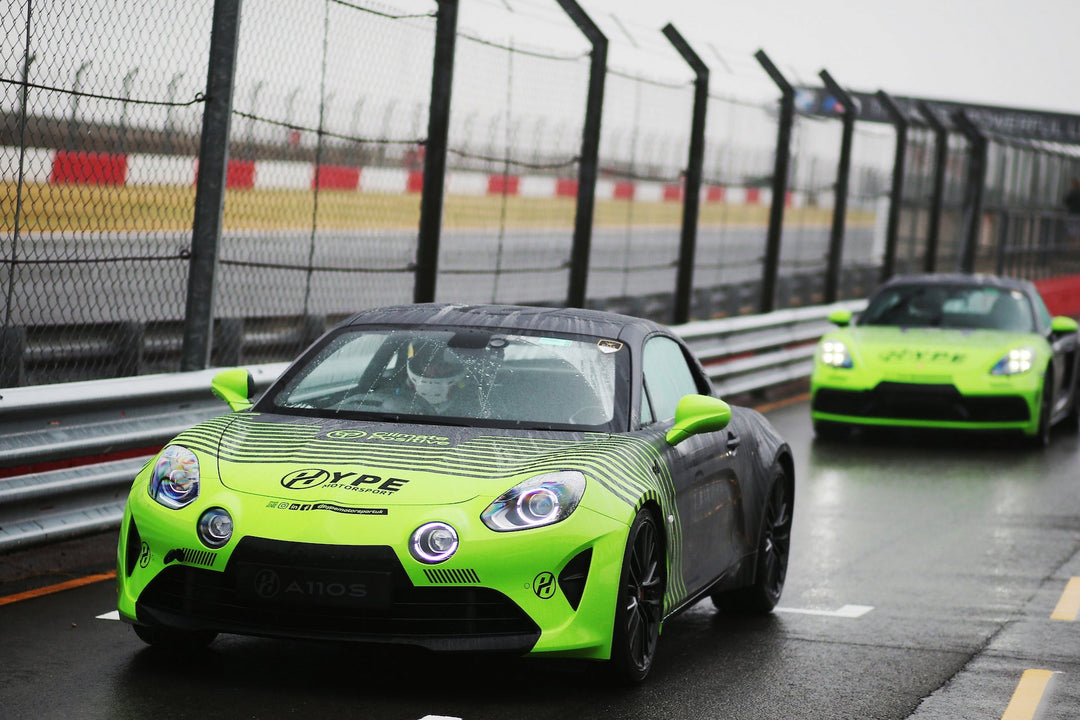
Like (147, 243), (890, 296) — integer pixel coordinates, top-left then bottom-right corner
(329, 0), (436, 21)
(446, 146), (580, 171)
(0, 77), (205, 108)
(440, 263), (568, 275)
(232, 108), (424, 146)
(458, 32), (590, 62)
(598, 164), (683, 184)
(221, 258), (415, 273)
(607, 67), (691, 91)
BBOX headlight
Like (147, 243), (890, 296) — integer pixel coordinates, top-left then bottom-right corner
(991, 347), (1035, 376)
(148, 445), (200, 509)
(819, 339), (854, 369)
(481, 471), (585, 532)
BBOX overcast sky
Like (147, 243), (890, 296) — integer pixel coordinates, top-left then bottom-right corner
(456, 0), (1080, 116)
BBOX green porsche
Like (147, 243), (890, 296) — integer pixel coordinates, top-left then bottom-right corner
(810, 273), (1080, 445)
(117, 303), (794, 683)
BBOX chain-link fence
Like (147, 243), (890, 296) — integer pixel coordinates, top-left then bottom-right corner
(437, 31), (588, 306)
(4, 0), (1078, 387)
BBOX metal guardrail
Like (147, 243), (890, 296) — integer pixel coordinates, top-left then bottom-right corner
(0, 301), (865, 553)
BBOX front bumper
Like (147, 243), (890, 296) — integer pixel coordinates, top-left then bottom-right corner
(809, 369), (1042, 435)
(117, 487), (630, 659)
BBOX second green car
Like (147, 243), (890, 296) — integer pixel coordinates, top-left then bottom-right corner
(810, 273), (1080, 445)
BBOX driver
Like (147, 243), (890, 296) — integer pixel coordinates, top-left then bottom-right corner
(401, 341), (476, 415)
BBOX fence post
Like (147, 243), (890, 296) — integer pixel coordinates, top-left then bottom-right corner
(662, 24), (708, 325)
(6, 16), (34, 345)
(876, 90), (908, 284)
(755, 50), (794, 314)
(953, 110), (987, 274)
(413, 0), (459, 304)
(819, 70), (856, 303)
(917, 101), (947, 273)
(180, 0), (242, 371)
(557, 0), (606, 310)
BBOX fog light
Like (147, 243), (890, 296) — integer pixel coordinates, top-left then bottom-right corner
(410, 522), (458, 564)
(197, 507), (233, 549)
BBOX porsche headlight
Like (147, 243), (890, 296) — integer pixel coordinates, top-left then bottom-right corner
(991, 347), (1034, 376)
(148, 445), (200, 509)
(481, 471), (586, 532)
(819, 339), (854, 369)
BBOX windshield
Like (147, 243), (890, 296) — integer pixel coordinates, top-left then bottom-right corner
(260, 326), (628, 431)
(860, 284), (1035, 333)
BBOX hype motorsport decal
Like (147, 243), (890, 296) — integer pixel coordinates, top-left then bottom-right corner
(279, 468), (409, 495)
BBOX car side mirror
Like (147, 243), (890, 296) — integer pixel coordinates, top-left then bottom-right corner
(1050, 316), (1079, 335)
(212, 368), (255, 412)
(666, 394), (731, 446)
(827, 308), (852, 327)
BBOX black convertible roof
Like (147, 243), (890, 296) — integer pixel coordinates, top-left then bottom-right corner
(340, 303), (669, 344)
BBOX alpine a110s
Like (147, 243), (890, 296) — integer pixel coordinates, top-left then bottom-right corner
(117, 303), (794, 682)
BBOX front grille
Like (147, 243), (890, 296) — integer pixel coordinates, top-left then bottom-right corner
(137, 537), (539, 650)
(813, 382), (1030, 422)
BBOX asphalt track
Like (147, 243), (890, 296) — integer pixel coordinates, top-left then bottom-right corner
(3, 395), (1080, 720)
(3, 224), (875, 324)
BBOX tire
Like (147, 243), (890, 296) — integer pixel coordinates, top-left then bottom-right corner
(1030, 388), (1052, 448)
(132, 623), (217, 652)
(606, 508), (665, 684)
(1062, 391), (1080, 433)
(712, 466), (793, 614)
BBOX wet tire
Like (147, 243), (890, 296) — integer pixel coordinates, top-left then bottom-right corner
(712, 466), (793, 614)
(606, 508), (665, 684)
(1031, 389), (1052, 448)
(132, 624), (217, 652)
(1062, 391), (1080, 433)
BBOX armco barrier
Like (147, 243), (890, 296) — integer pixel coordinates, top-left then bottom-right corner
(0, 302), (864, 554)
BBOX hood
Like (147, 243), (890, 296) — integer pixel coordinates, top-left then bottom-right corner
(172, 413), (617, 507)
(842, 326), (1035, 380)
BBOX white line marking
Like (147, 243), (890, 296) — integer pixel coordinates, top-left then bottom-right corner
(97, 610), (120, 621)
(775, 604), (874, 618)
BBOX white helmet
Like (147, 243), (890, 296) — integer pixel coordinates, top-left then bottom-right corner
(407, 344), (465, 406)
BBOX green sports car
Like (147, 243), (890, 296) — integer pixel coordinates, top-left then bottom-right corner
(117, 303), (794, 682)
(810, 273), (1080, 445)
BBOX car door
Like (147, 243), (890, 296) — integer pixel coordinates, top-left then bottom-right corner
(641, 335), (743, 594)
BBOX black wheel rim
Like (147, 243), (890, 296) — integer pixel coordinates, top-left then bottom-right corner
(759, 479), (792, 600)
(622, 518), (663, 672)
